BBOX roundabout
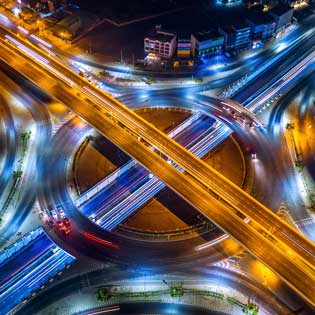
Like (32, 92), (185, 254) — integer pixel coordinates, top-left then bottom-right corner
(0, 10), (314, 312)
(37, 94), (260, 267)
(74, 107), (247, 242)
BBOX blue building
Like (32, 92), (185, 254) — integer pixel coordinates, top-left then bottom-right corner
(246, 12), (276, 45)
(216, 0), (243, 6)
(219, 21), (251, 51)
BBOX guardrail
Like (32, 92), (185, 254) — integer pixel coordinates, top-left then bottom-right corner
(96, 285), (258, 315)
(0, 131), (31, 223)
(117, 222), (214, 241)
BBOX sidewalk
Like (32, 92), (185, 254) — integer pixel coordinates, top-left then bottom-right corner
(36, 278), (264, 315)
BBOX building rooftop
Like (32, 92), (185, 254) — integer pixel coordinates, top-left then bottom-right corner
(193, 30), (223, 41)
(21, 0), (38, 8)
(269, 5), (293, 17)
(219, 21), (250, 35)
(233, 20), (250, 30)
(145, 26), (176, 42)
(56, 10), (93, 27)
(177, 31), (191, 39)
(145, 31), (175, 42)
(246, 11), (274, 25)
(220, 25), (235, 34)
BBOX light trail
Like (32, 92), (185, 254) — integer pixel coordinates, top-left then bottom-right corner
(83, 232), (120, 249)
(0, 24), (315, 304)
(29, 34), (52, 48)
(5, 34), (49, 64)
(195, 235), (229, 251)
(79, 306), (120, 315)
(0, 243), (54, 289)
(17, 26), (28, 35)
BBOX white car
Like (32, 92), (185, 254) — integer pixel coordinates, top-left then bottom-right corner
(57, 207), (65, 218)
(50, 209), (58, 220)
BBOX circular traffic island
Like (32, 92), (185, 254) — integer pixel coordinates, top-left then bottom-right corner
(73, 108), (247, 242)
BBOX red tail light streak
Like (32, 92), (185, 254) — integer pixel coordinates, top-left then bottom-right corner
(83, 232), (120, 249)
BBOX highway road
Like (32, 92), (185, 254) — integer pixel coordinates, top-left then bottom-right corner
(0, 8), (314, 310)
(0, 8), (314, 315)
(0, 228), (74, 315)
(0, 61), (312, 314)
(74, 304), (228, 315)
(38, 89), (268, 262)
(114, 92), (315, 241)
(0, 69), (52, 247)
(25, 25), (315, 280)
(81, 97), (258, 232)
(0, 31), (314, 305)
(267, 72), (315, 240)
(0, 93), (16, 204)
(14, 264), (314, 315)
(37, 107), (238, 264)
(47, 88), (264, 234)
(80, 114), (215, 223)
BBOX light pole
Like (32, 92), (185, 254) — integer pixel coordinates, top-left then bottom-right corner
(120, 49), (124, 64)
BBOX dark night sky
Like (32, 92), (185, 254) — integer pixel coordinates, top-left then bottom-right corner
(72, 0), (207, 15)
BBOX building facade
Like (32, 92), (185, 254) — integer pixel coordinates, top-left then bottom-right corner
(144, 28), (177, 58)
(246, 12), (276, 42)
(177, 34), (191, 58)
(269, 5), (294, 33)
(215, 0), (243, 6)
(21, 0), (68, 12)
(191, 30), (224, 57)
(219, 22), (251, 51)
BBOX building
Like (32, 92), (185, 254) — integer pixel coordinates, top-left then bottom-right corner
(280, 0), (308, 6)
(246, 12), (276, 43)
(144, 27), (177, 58)
(53, 12), (82, 39)
(19, 0), (38, 9)
(53, 10), (97, 40)
(191, 30), (224, 58)
(177, 33), (191, 58)
(269, 5), (293, 33)
(216, 0), (243, 6)
(219, 22), (251, 51)
(47, 0), (62, 12)
(21, 0), (68, 13)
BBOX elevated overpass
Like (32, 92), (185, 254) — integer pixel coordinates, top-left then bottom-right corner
(0, 27), (314, 306)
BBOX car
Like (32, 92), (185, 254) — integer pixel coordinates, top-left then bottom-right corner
(57, 207), (65, 218)
(47, 219), (54, 228)
(50, 209), (58, 220)
(56, 220), (64, 229)
(63, 217), (71, 226)
(62, 226), (70, 235)
(245, 144), (253, 153)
